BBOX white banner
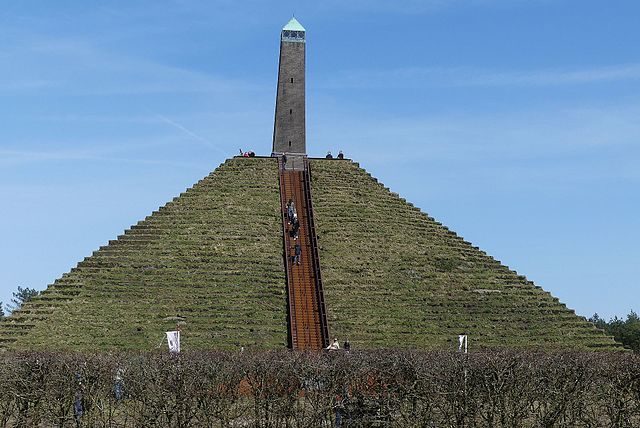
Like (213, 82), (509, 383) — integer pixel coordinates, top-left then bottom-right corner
(166, 330), (181, 353)
(458, 334), (468, 354)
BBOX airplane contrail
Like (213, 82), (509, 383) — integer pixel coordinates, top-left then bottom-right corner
(157, 115), (228, 156)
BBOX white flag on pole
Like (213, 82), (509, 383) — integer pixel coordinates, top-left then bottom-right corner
(458, 334), (468, 354)
(166, 330), (181, 353)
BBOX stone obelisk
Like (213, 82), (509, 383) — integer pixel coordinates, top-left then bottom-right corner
(272, 18), (306, 156)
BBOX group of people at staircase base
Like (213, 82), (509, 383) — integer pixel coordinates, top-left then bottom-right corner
(286, 199), (302, 265)
(326, 150), (344, 159)
(326, 337), (351, 352)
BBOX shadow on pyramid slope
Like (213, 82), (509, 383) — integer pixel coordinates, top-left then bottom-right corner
(0, 157), (619, 351)
(309, 159), (620, 350)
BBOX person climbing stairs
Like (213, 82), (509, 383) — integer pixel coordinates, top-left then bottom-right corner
(278, 157), (329, 350)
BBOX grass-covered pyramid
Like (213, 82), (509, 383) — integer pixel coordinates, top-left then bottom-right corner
(0, 157), (619, 350)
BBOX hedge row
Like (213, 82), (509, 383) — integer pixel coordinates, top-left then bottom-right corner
(0, 350), (638, 427)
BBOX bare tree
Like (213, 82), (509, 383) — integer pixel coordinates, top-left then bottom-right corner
(0, 350), (639, 427)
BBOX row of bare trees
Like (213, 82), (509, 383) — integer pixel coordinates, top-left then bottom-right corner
(0, 350), (638, 427)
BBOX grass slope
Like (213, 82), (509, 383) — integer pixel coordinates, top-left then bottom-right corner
(310, 159), (619, 350)
(0, 158), (287, 351)
(0, 158), (617, 351)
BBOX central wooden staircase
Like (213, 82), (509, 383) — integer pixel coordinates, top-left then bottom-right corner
(278, 157), (329, 350)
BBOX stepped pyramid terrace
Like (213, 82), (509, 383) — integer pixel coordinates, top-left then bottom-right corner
(0, 18), (620, 352)
(0, 156), (620, 351)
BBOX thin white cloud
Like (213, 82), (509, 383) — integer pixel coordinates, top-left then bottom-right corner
(318, 0), (544, 14)
(0, 34), (261, 96)
(323, 64), (640, 89)
(31, 114), (161, 124)
(0, 79), (59, 92)
(0, 132), (219, 166)
(468, 64), (640, 86)
(0, 149), (94, 163)
(0, 148), (197, 168)
(312, 100), (640, 177)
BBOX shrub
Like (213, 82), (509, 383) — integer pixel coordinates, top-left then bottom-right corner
(0, 350), (637, 427)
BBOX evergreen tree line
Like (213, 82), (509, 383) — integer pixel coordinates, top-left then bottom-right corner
(0, 286), (40, 318)
(589, 310), (640, 352)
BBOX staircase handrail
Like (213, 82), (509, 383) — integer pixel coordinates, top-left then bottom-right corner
(302, 158), (330, 348)
(278, 157), (297, 349)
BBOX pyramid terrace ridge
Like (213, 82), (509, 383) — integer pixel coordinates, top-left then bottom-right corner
(0, 157), (620, 351)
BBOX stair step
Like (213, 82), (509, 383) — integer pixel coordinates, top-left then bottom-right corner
(279, 160), (329, 350)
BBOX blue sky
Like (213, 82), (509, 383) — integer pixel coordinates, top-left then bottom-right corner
(1, 1), (638, 319)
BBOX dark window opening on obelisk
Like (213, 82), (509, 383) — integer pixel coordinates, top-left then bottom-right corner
(272, 17), (306, 156)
